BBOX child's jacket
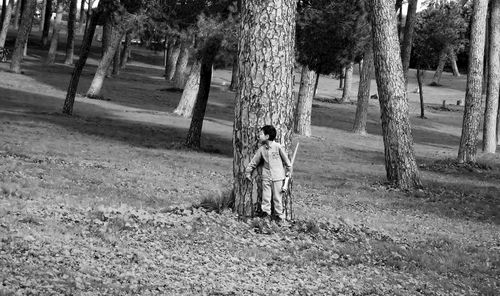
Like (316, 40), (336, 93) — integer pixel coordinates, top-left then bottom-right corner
(246, 141), (292, 181)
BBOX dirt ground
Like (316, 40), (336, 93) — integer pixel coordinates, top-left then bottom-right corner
(0, 31), (499, 295)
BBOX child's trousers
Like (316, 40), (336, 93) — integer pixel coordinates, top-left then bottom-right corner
(262, 179), (284, 219)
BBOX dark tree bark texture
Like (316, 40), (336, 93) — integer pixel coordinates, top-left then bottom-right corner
(9, 0), (35, 74)
(64, 0), (77, 65)
(353, 45), (374, 135)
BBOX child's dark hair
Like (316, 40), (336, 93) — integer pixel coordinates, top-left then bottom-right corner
(261, 125), (277, 141)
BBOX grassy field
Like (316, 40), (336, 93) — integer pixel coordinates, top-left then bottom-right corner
(0, 31), (499, 295)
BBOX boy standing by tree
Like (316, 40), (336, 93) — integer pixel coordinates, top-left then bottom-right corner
(245, 125), (292, 223)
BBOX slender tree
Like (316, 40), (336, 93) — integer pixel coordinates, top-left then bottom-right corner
(353, 44), (374, 135)
(111, 39), (121, 76)
(165, 37), (180, 80)
(0, 0), (14, 47)
(483, 0), (500, 153)
(233, 0), (297, 217)
(172, 39), (190, 89)
(432, 46), (449, 85)
(13, 0), (21, 30)
(9, 0), (35, 74)
(45, 0), (64, 64)
(449, 48), (461, 76)
(458, 0), (488, 163)
(341, 61), (354, 102)
(174, 57), (202, 117)
(369, 0), (422, 190)
(120, 31), (131, 69)
(294, 65), (317, 136)
(64, 0), (77, 65)
(1, 0), (6, 24)
(41, 0), (51, 46)
(229, 53), (238, 91)
(401, 0), (418, 85)
(79, 0), (86, 25)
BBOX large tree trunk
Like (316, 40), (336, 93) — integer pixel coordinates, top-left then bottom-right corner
(432, 47), (448, 85)
(482, 0), (500, 154)
(41, 0), (51, 47)
(165, 38), (180, 80)
(173, 40), (190, 89)
(185, 37), (222, 148)
(9, 0), (34, 74)
(120, 31), (131, 69)
(45, 0), (64, 64)
(401, 0), (418, 85)
(233, 0), (296, 218)
(0, 0), (14, 47)
(229, 53), (238, 91)
(353, 45), (374, 135)
(458, 0), (488, 163)
(294, 65), (317, 137)
(369, 0), (422, 190)
(13, 0), (21, 30)
(86, 26), (123, 98)
(174, 57), (202, 117)
(64, 0), (77, 65)
(62, 10), (98, 115)
(341, 61), (354, 102)
(449, 48), (461, 77)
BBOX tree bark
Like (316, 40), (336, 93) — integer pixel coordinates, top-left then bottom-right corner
(62, 9), (98, 115)
(417, 68), (425, 119)
(101, 19), (112, 57)
(432, 47), (448, 85)
(39, 0), (45, 31)
(13, 0), (21, 30)
(369, 0), (422, 190)
(229, 53), (238, 91)
(9, 0), (34, 74)
(165, 38), (180, 80)
(483, 0), (500, 153)
(112, 38), (121, 76)
(45, 0), (64, 64)
(79, 0), (85, 24)
(458, 0), (488, 163)
(0, 0), (14, 47)
(174, 57), (202, 117)
(353, 45), (374, 135)
(120, 31), (131, 69)
(41, 0), (51, 47)
(341, 62), (354, 102)
(338, 67), (345, 89)
(294, 65), (317, 137)
(449, 47), (461, 76)
(1, 0), (6, 25)
(185, 37), (223, 148)
(401, 0), (418, 85)
(233, 0), (296, 218)
(173, 40), (190, 89)
(64, 0), (77, 65)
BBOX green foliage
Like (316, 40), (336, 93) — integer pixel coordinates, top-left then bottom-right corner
(296, 0), (370, 75)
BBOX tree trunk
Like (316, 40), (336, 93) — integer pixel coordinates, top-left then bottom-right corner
(86, 26), (123, 98)
(185, 37), (222, 148)
(173, 41), (190, 89)
(432, 47), (448, 85)
(165, 38), (180, 80)
(9, 0), (34, 74)
(449, 48), (461, 77)
(341, 62), (354, 102)
(79, 0), (85, 24)
(64, 0), (77, 65)
(112, 39), (121, 76)
(13, 0), (21, 30)
(41, 0), (51, 47)
(229, 53), (238, 91)
(417, 67), (425, 119)
(369, 0), (422, 190)
(458, 0), (488, 163)
(39, 0), (45, 31)
(174, 57), (202, 117)
(401, 0), (418, 85)
(63, 9), (98, 115)
(120, 31), (131, 69)
(353, 45), (374, 135)
(338, 67), (345, 89)
(294, 65), (317, 137)
(45, 0), (64, 64)
(101, 19), (112, 57)
(482, 0), (500, 153)
(0, 0), (14, 47)
(233, 0), (296, 218)
(1, 0), (6, 25)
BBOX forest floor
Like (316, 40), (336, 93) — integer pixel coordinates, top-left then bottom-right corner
(0, 31), (499, 295)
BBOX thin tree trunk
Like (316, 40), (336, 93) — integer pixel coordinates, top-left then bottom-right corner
(432, 47), (448, 85)
(338, 67), (345, 89)
(45, 0), (64, 64)
(64, 0), (77, 65)
(9, 0), (34, 73)
(369, 0), (422, 190)
(112, 39), (121, 76)
(120, 31), (131, 69)
(173, 40), (190, 89)
(341, 62), (354, 102)
(401, 0), (418, 85)
(185, 37), (222, 148)
(233, 0), (296, 218)
(165, 37), (180, 80)
(294, 65), (317, 137)
(79, 0), (85, 25)
(483, 0), (500, 153)
(353, 45), (374, 135)
(63, 9), (98, 115)
(458, 0), (488, 163)
(174, 57), (202, 117)
(449, 48), (461, 77)
(0, 0), (14, 47)
(1, 0), (7, 25)
(417, 67), (425, 119)
(39, 0), (45, 31)
(41, 0), (51, 47)
(101, 19), (111, 57)
(13, 0), (21, 30)
(229, 53), (238, 91)
(86, 26), (123, 98)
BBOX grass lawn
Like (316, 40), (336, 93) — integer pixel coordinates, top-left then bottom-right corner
(0, 31), (499, 295)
